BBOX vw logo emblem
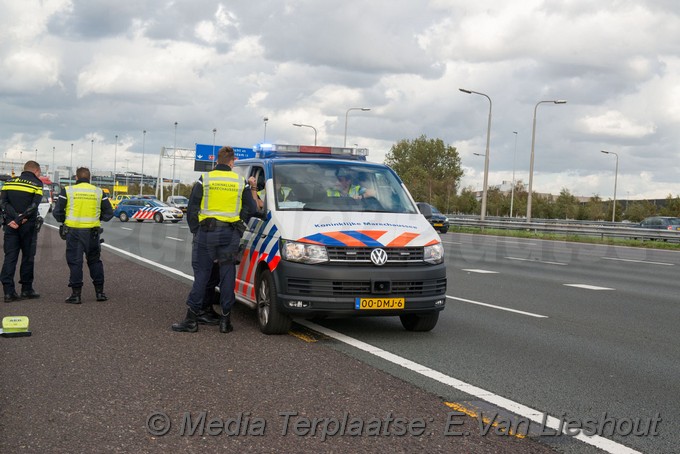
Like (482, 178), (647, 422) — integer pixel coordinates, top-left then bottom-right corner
(370, 248), (388, 266)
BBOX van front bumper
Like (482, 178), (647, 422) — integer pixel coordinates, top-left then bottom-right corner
(271, 260), (447, 317)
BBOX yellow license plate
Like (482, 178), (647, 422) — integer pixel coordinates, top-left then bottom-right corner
(355, 298), (405, 310)
(433, 223), (443, 227)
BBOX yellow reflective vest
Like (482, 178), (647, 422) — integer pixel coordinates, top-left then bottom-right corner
(198, 170), (245, 223)
(64, 183), (103, 228)
(327, 184), (361, 198)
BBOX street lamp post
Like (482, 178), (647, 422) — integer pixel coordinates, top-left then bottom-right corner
(526, 100), (567, 222)
(263, 117), (269, 142)
(140, 130), (146, 196)
(601, 150), (619, 222)
(510, 131), (518, 218)
(212, 128), (217, 169)
(344, 107), (370, 147)
(292, 123), (318, 145)
(459, 88), (492, 221)
(52, 146), (55, 180)
(70, 143), (74, 182)
(172, 122), (177, 197)
(113, 135), (118, 198)
(90, 139), (94, 171)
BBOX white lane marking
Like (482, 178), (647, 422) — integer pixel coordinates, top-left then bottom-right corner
(563, 284), (614, 290)
(441, 240), (462, 244)
(298, 320), (641, 454)
(462, 269), (499, 274)
(505, 256), (567, 266)
(497, 240), (537, 246)
(602, 257), (674, 266)
(166, 236), (184, 242)
(120, 227), (133, 231)
(447, 296), (548, 318)
(101, 243), (194, 281)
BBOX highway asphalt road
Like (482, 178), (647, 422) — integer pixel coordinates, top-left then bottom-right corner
(41, 217), (679, 453)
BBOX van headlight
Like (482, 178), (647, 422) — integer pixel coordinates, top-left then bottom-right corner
(423, 243), (444, 264)
(281, 240), (329, 264)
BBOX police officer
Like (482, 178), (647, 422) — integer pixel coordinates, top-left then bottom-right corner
(172, 146), (256, 333)
(53, 167), (114, 304)
(0, 161), (44, 302)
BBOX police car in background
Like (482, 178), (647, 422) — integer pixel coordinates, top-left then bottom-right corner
(113, 198), (184, 223)
(232, 143), (447, 334)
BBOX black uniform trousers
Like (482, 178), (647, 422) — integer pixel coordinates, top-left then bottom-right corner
(186, 223), (241, 314)
(65, 228), (104, 289)
(0, 222), (38, 293)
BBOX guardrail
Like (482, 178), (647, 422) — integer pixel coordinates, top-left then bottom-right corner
(446, 216), (680, 242)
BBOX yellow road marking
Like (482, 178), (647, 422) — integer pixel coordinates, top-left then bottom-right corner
(444, 401), (526, 439)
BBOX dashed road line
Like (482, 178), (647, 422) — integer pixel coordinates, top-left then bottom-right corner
(447, 296), (548, 318)
(505, 256), (567, 266)
(462, 269), (499, 274)
(166, 236), (184, 242)
(563, 284), (614, 291)
(601, 257), (674, 266)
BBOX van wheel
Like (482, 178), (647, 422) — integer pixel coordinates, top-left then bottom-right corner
(119, 212), (129, 222)
(256, 270), (291, 334)
(154, 212), (163, 223)
(400, 312), (439, 332)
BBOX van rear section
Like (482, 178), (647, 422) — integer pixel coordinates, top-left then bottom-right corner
(233, 144), (447, 334)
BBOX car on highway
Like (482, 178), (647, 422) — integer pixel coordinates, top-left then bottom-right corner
(109, 194), (132, 210)
(166, 195), (189, 213)
(416, 202), (449, 234)
(635, 216), (680, 231)
(113, 198), (184, 223)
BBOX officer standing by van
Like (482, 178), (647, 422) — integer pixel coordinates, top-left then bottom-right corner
(172, 146), (256, 333)
(0, 160), (44, 302)
(53, 167), (113, 304)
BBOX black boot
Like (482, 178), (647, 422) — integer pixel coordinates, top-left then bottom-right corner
(171, 308), (199, 332)
(65, 287), (82, 304)
(20, 288), (40, 299)
(196, 306), (220, 325)
(95, 285), (108, 302)
(219, 311), (233, 333)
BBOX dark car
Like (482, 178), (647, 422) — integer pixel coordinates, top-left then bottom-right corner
(416, 202), (449, 234)
(635, 216), (680, 231)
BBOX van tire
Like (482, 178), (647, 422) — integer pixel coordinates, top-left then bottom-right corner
(400, 311), (439, 332)
(256, 270), (292, 334)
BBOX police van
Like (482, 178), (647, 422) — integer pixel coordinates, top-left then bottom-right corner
(232, 144), (446, 334)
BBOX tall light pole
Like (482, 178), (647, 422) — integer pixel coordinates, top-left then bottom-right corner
(292, 123), (318, 145)
(510, 131), (518, 218)
(35, 148), (38, 161)
(526, 99), (567, 222)
(601, 150), (619, 222)
(212, 128), (217, 169)
(113, 135), (118, 198)
(459, 88), (492, 221)
(140, 130), (146, 195)
(70, 143), (74, 182)
(51, 146), (55, 180)
(263, 117), (269, 142)
(90, 139), (94, 171)
(172, 121), (177, 197)
(344, 107), (370, 147)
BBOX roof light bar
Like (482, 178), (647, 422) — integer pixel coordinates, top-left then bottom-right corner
(253, 143), (369, 158)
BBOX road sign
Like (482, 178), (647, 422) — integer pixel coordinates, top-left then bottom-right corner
(194, 144), (255, 171)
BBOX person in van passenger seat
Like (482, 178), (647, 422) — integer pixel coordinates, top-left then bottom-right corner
(247, 175), (264, 210)
(327, 168), (361, 198)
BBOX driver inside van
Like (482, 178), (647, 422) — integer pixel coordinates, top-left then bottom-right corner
(327, 168), (361, 198)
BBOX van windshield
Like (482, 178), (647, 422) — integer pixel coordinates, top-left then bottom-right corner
(272, 161), (417, 213)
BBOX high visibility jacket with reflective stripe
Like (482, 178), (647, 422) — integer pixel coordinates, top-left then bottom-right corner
(198, 170), (244, 223)
(64, 183), (103, 228)
(2, 178), (43, 197)
(327, 185), (361, 198)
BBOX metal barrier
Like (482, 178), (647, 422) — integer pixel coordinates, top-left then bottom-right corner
(446, 216), (680, 242)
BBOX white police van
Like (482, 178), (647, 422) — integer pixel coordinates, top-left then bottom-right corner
(232, 144), (446, 334)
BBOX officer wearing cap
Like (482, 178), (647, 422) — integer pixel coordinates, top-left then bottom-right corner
(172, 146), (256, 333)
(53, 167), (114, 304)
(0, 160), (44, 302)
(327, 168), (361, 198)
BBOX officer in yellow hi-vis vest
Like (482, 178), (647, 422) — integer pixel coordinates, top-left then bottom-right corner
(0, 161), (44, 302)
(172, 146), (257, 334)
(53, 167), (113, 304)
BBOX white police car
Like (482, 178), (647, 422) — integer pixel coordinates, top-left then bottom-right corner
(113, 198), (184, 223)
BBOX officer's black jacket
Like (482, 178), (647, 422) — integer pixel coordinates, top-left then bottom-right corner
(187, 164), (257, 234)
(0, 170), (44, 225)
(53, 179), (114, 224)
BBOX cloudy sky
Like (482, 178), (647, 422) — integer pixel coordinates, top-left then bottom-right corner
(2, 0), (679, 200)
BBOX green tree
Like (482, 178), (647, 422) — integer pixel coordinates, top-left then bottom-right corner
(456, 187), (479, 214)
(585, 195), (607, 220)
(625, 200), (656, 222)
(554, 188), (579, 219)
(384, 135), (463, 210)
(659, 194), (680, 216)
